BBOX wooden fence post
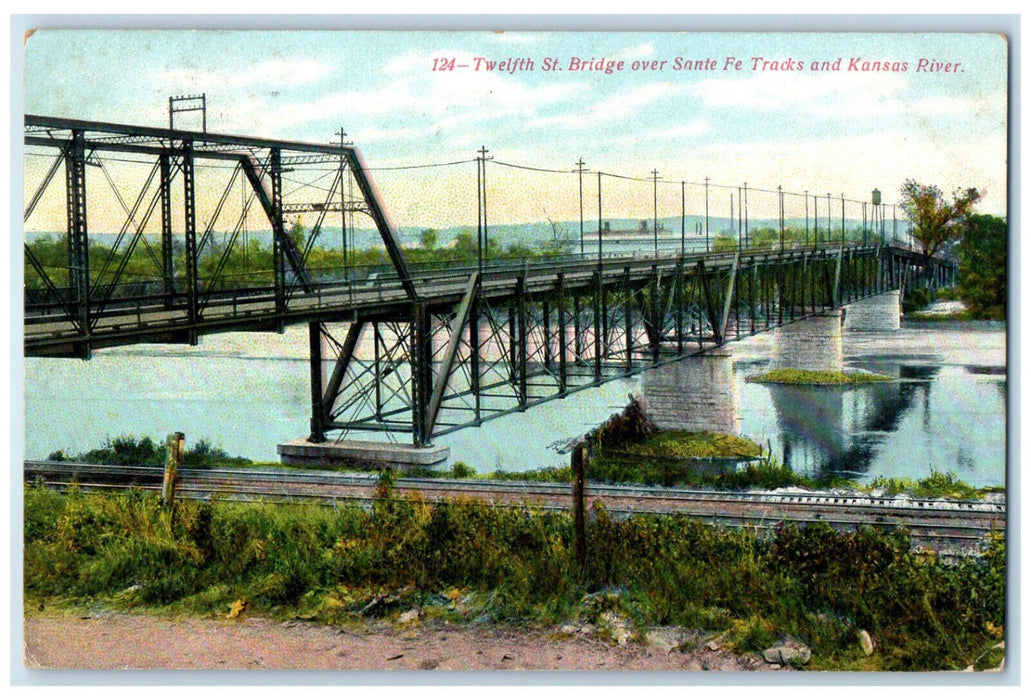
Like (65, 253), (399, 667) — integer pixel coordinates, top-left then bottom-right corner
(572, 441), (587, 572)
(162, 432), (185, 509)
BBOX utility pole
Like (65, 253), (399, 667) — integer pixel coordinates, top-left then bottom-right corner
(478, 146), (491, 263)
(652, 169), (659, 257)
(597, 171), (603, 267)
(337, 127), (349, 272)
(840, 193), (845, 247)
(704, 177), (710, 253)
(743, 182), (749, 250)
(778, 185), (785, 251)
(680, 180), (686, 259)
(168, 94), (206, 132)
(577, 158), (586, 258)
(805, 189), (810, 247)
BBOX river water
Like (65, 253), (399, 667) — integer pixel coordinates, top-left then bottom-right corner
(22, 323), (1007, 487)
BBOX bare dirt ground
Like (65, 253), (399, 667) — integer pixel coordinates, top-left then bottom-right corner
(22, 609), (780, 672)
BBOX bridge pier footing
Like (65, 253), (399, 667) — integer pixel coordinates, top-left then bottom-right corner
(844, 289), (901, 332)
(277, 439), (450, 472)
(640, 348), (740, 434)
(774, 309), (844, 372)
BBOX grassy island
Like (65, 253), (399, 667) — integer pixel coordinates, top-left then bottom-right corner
(747, 369), (894, 386)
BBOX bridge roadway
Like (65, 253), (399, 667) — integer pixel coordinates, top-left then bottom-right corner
(26, 242), (880, 357)
(24, 460), (1004, 558)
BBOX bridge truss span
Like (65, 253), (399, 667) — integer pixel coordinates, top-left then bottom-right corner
(309, 244), (943, 446)
(23, 115), (957, 448)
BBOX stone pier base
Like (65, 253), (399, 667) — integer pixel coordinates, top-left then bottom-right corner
(844, 290), (901, 332)
(640, 348), (739, 434)
(278, 439), (450, 471)
(774, 309), (844, 372)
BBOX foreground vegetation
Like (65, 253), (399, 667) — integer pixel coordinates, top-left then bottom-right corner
(46, 432), (1001, 500)
(23, 484), (1004, 671)
(46, 435), (252, 469)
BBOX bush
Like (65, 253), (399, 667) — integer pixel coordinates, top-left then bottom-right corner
(902, 287), (932, 313)
(23, 486), (1006, 671)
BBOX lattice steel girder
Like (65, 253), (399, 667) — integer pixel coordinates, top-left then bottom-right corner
(25, 114), (416, 308)
(291, 244), (910, 446)
(64, 129), (90, 354)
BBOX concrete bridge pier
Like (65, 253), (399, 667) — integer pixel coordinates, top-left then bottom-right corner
(844, 289), (901, 332)
(774, 309), (844, 372)
(640, 348), (740, 435)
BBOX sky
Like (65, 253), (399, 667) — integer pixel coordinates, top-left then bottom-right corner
(21, 27), (1010, 231)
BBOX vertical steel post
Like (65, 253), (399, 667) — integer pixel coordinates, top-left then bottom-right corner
(182, 140), (199, 342)
(749, 264), (757, 334)
(374, 323), (383, 421)
(734, 261), (741, 338)
(470, 288), (481, 424)
(65, 129), (91, 349)
(675, 259), (684, 353)
(159, 152), (175, 308)
(623, 268), (633, 372)
(651, 265), (661, 364)
(412, 304), (433, 446)
(508, 304), (517, 384)
(573, 295), (582, 364)
(557, 273), (568, 396)
(270, 147), (286, 322)
(516, 276), (528, 408)
(697, 260), (706, 349)
(543, 299), (552, 369)
(308, 321), (326, 443)
(593, 269), (603, 382)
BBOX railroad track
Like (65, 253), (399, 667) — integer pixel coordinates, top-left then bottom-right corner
(24, 461), (1005, 557)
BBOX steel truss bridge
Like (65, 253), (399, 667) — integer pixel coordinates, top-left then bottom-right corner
(23, 115), (955, 447)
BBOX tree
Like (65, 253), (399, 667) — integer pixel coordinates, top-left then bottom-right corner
(957, 214), (1007, 320)
(899, 180), (982, 269)
(419, 228), (439, 250)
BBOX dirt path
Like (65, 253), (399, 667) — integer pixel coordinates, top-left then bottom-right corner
(22, 610), (780, 672)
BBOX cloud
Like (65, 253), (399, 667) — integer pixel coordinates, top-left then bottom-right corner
(611, 43), (656, 61)
(196, 48), (586, 142)
(151, 58), (334, 91)
(528, 81), (688, 129)
(691, 71), (907, 112)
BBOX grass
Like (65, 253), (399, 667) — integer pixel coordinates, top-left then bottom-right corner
(747, 369), (894, 386)
(619, 430), (762, 459)
(47, 435), (253, 469)
(906, 310), (977, 322)
(46, 435), (999, 500)
(23, 484), (1006, 671)
(866, 471), (985, 500)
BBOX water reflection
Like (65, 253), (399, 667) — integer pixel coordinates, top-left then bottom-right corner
(766, 367), (932, 480)
(22, 327), (1007, 488)
(744, 361), (1004, 486)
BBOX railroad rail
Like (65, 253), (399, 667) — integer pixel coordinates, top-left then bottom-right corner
(25, 461), (1004, 557)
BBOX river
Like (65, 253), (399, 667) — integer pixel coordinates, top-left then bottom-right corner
(22, 323), (1007, 487)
